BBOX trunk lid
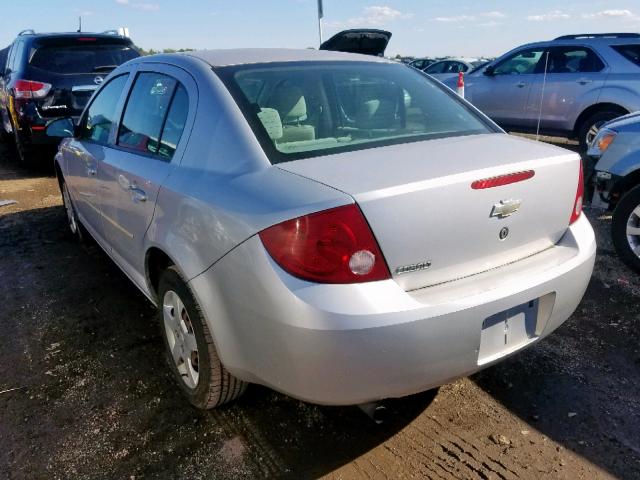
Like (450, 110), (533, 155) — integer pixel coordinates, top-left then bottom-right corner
(319, 29), (392, 57)
(277, 133), (580, 291)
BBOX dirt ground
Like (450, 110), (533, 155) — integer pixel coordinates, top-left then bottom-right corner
(0, 139), (639, 480)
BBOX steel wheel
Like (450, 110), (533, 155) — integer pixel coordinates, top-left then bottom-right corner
(61, 181), (79, 235)
(163, 290), (200, 389)
(625, 205), (640, 260)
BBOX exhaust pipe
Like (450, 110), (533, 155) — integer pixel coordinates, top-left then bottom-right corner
(358, 402), (388, 424)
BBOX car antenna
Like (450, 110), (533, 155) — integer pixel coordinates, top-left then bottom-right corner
(535, 50), (550, 141)
(77, 16), (82, 33)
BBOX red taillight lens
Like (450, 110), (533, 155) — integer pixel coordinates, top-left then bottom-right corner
(471, 170), (535, 189)
(569, 160), (584, 225)
(14, 79), (52, 99)
(259, 204), (391, 284)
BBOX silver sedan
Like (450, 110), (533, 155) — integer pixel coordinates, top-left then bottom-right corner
(48, 49), (596, 409)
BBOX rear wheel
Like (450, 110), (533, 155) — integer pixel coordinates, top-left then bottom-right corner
(158, 266), (247, 409)
(612, 185), (640, 272)
(578, 109), (626, 151)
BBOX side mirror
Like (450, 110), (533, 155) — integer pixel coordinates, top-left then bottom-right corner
(483, 65), (495, 76)
(45, 117), (76, 138)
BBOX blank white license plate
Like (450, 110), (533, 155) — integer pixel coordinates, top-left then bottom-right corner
(477, 299), (539, 365)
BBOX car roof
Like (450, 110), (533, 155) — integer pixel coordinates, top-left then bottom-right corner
(15, 32), (132, 43)
(182, 48), (392, 67)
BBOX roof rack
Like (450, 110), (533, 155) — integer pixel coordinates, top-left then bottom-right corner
(555, 33), (640, 40)
(18, 29), (35, 36)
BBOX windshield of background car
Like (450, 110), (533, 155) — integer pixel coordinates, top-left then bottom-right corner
(29, 42), (139, 74)
(217, 61), (494, 163)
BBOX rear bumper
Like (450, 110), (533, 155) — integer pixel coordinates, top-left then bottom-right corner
(190, 215), (596, 405)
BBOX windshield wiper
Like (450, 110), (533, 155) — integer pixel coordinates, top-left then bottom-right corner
(92, 65), (118, 72)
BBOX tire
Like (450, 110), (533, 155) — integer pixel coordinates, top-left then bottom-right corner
(60, 178), (85, 243)
(158, 266), (247, 409)
(612, 185), (640, 273)
(578, 109), (626, 151)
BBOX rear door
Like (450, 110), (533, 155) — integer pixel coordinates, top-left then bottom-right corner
(466, 47), (546, 127)
(526, 46), (606, 132)
(26, 37), (139, 120)
(97, 65), (195, 287)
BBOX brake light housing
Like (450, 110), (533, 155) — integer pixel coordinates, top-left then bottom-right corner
(471, 170), (535, 189)
(14, 79), (52, 99)
(569, 160), (584, 225)
(259, 204), (391, 284)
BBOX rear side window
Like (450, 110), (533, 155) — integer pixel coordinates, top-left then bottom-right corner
(546, 47), (604, 73)
(29, 44), (139, 74)
(81, 74), (129, 144)
(118, 72), (188, 160)
(612, 44), (640, 67)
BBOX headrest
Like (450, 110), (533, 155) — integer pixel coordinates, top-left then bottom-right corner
(268, 85), (307, 123)
(257, 108), (283, 140)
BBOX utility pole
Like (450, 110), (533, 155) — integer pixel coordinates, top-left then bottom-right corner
(317, 0), (324, 45)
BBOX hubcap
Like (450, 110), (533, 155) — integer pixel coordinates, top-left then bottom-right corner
(163, 290), (199, 389)
(626, 205), (640, 259)
(585, 121), (606, 147)
(62, 183), (78, 234)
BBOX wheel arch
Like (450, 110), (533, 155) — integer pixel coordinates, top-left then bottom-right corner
(145, 246), (180, 302)
(611, 168), (640, 209)
(572, 103), (629, 138)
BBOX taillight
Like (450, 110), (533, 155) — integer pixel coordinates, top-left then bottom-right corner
(14, 79), (52, 99)
(259, 204), (391, 284)
(569, 160), (584, 225)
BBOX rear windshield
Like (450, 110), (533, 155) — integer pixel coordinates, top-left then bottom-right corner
(216, 61), (494, 163)
(29, 44), (139, 74)
(612, 44), (640, 67)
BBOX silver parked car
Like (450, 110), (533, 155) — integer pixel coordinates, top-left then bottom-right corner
(589, 112), (640, 271)
(445, 33), (640, 149)
(48, 49), (596, 409)
(422, 58), (483, 82)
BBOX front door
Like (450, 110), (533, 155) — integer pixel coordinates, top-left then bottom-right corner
(466, 47), (546, 128)
(97, 67), (193, 288)
(65, 74), (130, 241)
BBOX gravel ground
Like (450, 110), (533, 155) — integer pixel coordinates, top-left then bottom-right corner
(0, 139), (639, 480)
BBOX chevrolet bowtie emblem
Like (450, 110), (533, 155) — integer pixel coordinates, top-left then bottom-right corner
(490, 199), (522, 218)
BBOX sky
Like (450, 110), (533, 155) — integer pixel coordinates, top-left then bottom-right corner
(1, 0), (640, 58)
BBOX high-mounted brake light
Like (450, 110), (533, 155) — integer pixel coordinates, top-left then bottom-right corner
(569, 161), (584, 225)
(259, 204), (391, 284)
(78, 37), (97, 41)
(471, 170), (535, 189)
(14, 79), (52, 99)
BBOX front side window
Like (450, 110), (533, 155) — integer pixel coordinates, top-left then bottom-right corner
(493, 48), (545, 75)
(547, 47), (604, 73)
(118, 72), (187, 160)
(217, 61), (493, 163)
(81, 74), (129, 144)
(425, 61), (447, 74)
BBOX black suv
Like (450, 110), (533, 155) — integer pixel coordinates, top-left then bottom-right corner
(0, 30), (140, 164)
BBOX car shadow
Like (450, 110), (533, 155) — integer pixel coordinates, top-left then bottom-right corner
(473, 258), (640, 478)
(0, 203), (437, 479)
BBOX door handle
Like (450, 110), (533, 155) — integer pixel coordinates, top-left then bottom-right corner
(577, 78), (592, 85)
(129, 186), (147, 203)
(87, 167), (97, 176)
(516, 81), (527, 88)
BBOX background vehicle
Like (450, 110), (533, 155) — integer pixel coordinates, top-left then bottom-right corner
(422, 58), (483, 81)
(48, 48), (594, 410)
(0, 30), (140, 164)
(589, 112), (640, 271)
(408, 57), (435, 70)
(444, 33), (640, 149)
